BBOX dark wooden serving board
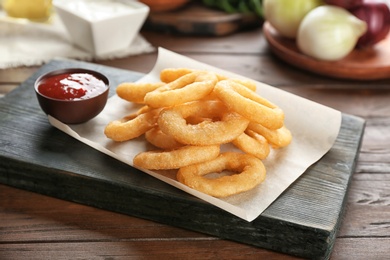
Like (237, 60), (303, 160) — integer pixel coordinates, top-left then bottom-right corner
(0, 59), (365, 259)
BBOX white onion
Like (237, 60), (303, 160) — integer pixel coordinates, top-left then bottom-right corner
(297, 6), (367, 61)
(263, 0), (322, 39)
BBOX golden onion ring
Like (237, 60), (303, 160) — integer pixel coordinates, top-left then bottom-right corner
(232, 130), (270, 160)
(158, 100), (249, 146)
(133, 145), (220, 170)
(177, 152), (266, 198)
(116, 82), (165, 104)
(144, 71), (218, 108)
(104, 108), (162, 142)
(214, 79), (284, 129)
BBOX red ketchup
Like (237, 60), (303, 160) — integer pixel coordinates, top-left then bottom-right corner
(37, 73), (107, 100)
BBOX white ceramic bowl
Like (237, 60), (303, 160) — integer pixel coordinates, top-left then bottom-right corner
(54, 0), (149, 56)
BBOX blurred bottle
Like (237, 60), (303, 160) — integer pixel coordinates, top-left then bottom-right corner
(3, 0), (52, 22)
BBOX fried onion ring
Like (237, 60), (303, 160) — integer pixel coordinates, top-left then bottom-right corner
(123, 105), (153, 119)
(160, 68), (195, 83)
(105, 68), (293, 198)
(230, 78), (257, 92)
(214, 79), (284, 129)
(144, 71), (218, 108)
(158, 100), (249, 145)
(145, 127), (183, 150)
(232, 130), (270, 160)
(158, 68), (256, 91)
(160, 68), (227, 83)
(248, 122), (292, 148)
(133, 145), (220, 170)
(177, 152), (266, 198)
(116, 82), (165, 104)
(104, 108), (162, 142)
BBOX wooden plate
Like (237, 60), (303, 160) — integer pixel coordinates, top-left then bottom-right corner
(263, 21), (390, 81)
(143, 2), (260, 36)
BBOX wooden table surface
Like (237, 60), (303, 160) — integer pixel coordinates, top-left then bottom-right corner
(1, 27), (390, 260)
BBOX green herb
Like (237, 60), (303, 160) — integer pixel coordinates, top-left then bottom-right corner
(202, 0), (264, 17)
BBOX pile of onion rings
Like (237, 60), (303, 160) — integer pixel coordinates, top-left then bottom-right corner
(104, 68), (292, 198)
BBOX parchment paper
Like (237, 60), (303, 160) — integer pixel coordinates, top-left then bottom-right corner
(49, 48), (342, 222)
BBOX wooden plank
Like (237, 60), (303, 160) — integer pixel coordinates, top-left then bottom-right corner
(331, 238), (390, 259)
(0, 59), (365, 259)
(338, 173), (390, 238)
(2, 170), (389, 258)
(103, 52), (390, 89)
(0, 66), (39, 83)
(142, 29), (268, 54)
(0, 240), (301, 260)
(0, 84), (18, 98)
(0, 184), (300, 259)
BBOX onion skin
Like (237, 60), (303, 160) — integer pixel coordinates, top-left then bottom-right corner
(263, 0), (323, 39)
(324, 0), (363, 9)
(350, 2), (390, 48)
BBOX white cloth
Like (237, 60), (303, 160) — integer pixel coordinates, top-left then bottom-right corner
(0, 11), (155, 69)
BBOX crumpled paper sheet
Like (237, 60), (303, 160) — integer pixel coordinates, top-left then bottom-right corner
(0, 11), (155, 69)
(48, 48), (342, 222)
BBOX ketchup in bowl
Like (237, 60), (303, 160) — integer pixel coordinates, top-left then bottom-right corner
(35, 68), (110, 124)
(37, 72), (107, 101)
